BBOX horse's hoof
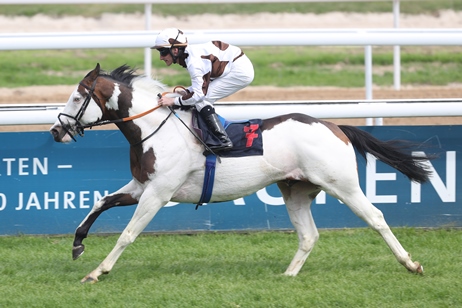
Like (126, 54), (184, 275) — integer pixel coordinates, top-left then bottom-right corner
(72, 245), (85, 260)
(80, 275), (98, 284)
(415, 261), (424, 274)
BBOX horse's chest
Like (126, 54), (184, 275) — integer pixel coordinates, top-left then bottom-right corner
(130, 147), (156, 183)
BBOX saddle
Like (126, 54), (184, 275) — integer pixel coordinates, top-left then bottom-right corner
(191, 109), (263, 158)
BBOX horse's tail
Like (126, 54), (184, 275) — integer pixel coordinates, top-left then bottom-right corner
(338, 125), (434, 184)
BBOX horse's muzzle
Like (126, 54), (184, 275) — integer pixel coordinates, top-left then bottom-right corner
(50, 125), (75, 143)
(50, 126), (65, 142)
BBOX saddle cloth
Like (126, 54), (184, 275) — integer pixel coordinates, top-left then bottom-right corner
(191, 109), (263, 158)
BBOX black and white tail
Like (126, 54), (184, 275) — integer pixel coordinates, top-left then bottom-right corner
(339, 125), (434, 184)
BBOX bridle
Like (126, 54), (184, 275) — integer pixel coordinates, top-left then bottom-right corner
(57, 77), (168, 145)
(57, 78), (99, 142)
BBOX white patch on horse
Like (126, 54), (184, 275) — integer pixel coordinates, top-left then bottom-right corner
(129, 77), (172, 150)
(106, 83), (121, 110)
(82, 96), (104, 124)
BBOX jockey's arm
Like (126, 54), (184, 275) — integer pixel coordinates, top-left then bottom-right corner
(171, 63), (208, 106)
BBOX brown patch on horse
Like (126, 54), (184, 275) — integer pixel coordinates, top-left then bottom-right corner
(261, 113), (349, 145)
(77, 77), (113, 117)
(322, 121), (350, 145)
(130, 146), (156, 183)
(94, 80), (146, 145)
(261, 113), (321, 131)
(93, 79), (112, 115)
(113, 83), (134, 117)
(102, 193), (139, 207)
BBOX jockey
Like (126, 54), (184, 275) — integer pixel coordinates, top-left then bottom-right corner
(152, 28), (255, 152)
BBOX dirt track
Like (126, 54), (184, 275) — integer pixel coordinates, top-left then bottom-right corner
(1, 84), (461, 132)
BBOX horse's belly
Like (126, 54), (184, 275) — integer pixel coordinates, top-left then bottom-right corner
(171, 156), (281, 203)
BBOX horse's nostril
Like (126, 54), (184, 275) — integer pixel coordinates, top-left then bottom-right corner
(50, 128), (59, 139)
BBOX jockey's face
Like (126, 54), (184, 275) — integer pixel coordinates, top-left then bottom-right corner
(158, 47), (179, 66)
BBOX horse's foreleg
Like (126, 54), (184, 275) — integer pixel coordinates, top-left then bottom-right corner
(278, 181), (320, 276)
(81, 190), (166, 283)
(73, 181), (141, 260)
(338, 188), (423, 274)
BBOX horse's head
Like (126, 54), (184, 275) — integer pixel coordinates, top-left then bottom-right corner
(50, 63), (103, 142)
(51, 63), (169, 144)
(50, 63), (126, 143)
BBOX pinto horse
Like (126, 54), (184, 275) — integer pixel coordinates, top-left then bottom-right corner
(50, 63), (431, 283)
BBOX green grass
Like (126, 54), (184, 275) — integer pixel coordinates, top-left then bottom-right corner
(0, 49), (147, 87)
(2, 46), (462, 88)
(0, 228), (460, 307)
(0, 1), (460, 17)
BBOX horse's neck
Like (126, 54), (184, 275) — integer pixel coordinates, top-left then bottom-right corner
(118, 104), (194, 147)
(115, 80), (196, 146)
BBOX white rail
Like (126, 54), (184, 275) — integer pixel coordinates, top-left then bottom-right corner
(3, 29), (462, 50)
(2, 99), (462, 126)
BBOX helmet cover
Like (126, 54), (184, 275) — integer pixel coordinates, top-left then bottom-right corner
(151, 28), (188, 49)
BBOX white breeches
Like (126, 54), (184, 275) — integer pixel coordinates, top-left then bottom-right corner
(195, 55), (254, 111)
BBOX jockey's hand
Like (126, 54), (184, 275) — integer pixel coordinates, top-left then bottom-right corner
(158, 96), (175, 107)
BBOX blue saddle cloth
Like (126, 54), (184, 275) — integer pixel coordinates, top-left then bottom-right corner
(191, 109), (263, 158)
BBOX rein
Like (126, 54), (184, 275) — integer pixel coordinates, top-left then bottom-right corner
(130, 110), (173, 147)
(77, 104), (164, 130)
(76, 84), (165, 130)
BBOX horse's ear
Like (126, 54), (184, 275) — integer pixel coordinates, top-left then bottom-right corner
(85, 63), (100, 81)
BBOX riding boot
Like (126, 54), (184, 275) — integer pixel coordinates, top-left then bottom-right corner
(200, 107), (233, 152)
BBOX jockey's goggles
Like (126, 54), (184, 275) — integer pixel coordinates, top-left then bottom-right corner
(158, 48), (170, 57)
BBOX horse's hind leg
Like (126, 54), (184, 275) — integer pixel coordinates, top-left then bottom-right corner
(278, 181), (320, 276)
(73, 180), (141, 260)
(334, 187), (423, 273)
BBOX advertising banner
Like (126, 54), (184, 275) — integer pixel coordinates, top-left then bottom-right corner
(0, 126), (460, 235)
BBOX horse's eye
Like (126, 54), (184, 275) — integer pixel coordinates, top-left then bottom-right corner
(73, 97), (81, 103)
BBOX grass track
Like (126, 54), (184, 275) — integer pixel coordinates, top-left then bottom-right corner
(0, 228), (461, 307)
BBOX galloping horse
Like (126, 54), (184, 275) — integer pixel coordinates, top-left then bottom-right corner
(50, 64), (431, 283)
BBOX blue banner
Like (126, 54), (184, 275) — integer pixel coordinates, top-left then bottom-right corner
(0, 126), (460, 235)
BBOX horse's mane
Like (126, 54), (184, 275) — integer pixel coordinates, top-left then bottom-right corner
(93, 64), (167, 93)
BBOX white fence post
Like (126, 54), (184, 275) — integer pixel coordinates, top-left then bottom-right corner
(365, 45), (374, 126)
(393, 0), (401, 91)
(144, 3), (152, 77)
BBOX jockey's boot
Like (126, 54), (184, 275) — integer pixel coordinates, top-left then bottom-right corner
(200, 107), (233, 152)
